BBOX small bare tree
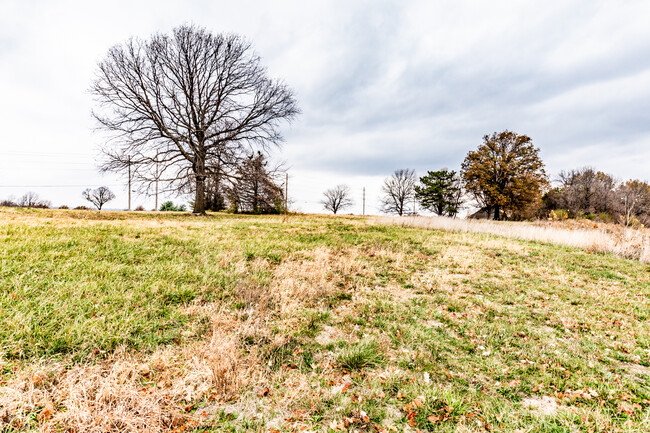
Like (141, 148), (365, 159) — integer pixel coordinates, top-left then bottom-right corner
(91, 25), (299, 215)
(321, 184), (354, 214)
(616, 180), (650, 226)
(380, 169), (416, 216)
(82, 186), (115, 210)
(18, 192), (50, 208)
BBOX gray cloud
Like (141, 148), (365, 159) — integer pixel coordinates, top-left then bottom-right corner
(1, 0), (650, 211)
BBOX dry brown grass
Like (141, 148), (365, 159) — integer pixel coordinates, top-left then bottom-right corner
(0, 322), (249, 432)
(270, 247), (369, 314)
(378, 215), (650, 262)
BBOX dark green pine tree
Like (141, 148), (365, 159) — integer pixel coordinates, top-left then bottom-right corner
(415, 169), (462, 217)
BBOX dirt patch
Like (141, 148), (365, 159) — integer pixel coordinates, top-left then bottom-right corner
(521, 396), (559, 416)
(314, 325), (347, 346)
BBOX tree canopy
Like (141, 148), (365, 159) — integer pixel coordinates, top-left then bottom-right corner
(461, 131), (547, 220)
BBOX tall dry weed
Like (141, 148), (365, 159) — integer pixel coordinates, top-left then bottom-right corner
(378, 215), (650, 263)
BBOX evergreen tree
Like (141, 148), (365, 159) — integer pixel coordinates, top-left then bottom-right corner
(415, 170), (462, 217)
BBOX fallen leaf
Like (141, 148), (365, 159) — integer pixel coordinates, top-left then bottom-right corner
(37, 401), (55, 423)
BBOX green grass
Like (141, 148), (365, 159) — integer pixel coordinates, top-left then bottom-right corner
(2, 207), (650, 432)
(337, 339), (385, 370)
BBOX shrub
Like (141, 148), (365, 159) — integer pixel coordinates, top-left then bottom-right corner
(549, 209), (568, 220)
(134, 205), (145, 211)
(73, 206), (90, 210)
(159, 201), (186, 212)
(598, 212), (613, 223)
(58, 205), (69, 210)
(627, 216), (644, 229)
(337, 339), (385, 370)
(0, 199), (18, 207)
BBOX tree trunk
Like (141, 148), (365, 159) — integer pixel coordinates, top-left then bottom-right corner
(493, 205), (501, 220)
(193, 154), (207, 214)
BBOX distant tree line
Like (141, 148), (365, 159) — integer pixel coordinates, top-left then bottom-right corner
(375, 130), (650, 226)
(540, 168), (650, 226)
(0, 192), (51, 209)
(376, 130), (547, 220)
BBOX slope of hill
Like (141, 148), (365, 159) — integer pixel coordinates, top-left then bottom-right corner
(1, 208), (649, 432)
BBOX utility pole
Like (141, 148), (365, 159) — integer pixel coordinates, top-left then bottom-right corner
(154, 153), (159, 211)
(413, 195), (416, 215)
(127, 156), (132, 211)
(284, 172), (288, 214)
(362, 187), (366, 216)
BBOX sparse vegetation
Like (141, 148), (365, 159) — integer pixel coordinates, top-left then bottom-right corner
(0, 192), (51, 209)
(2, 208), (650, 432)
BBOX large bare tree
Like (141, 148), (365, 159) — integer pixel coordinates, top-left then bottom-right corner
(380, 169), (416, 216)
(92, 25), (299, 214)
(321, 184), (354, 214)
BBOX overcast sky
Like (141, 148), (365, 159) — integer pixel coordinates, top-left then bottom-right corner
(1, 0), (650, 213)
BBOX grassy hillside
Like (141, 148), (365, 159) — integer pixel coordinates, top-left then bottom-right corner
(1, 208), (650, 432)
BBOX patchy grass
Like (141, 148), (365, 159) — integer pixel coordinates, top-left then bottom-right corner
(1, 207), (650, 432)
(337, 339), (385, 371)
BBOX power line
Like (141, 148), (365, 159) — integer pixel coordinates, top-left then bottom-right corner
(0, 162), (99, 166)
(0, 184), (122, 188)
(2, 151), (97, 157)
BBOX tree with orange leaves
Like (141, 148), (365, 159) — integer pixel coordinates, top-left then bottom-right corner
(461, 130), (548, 220)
